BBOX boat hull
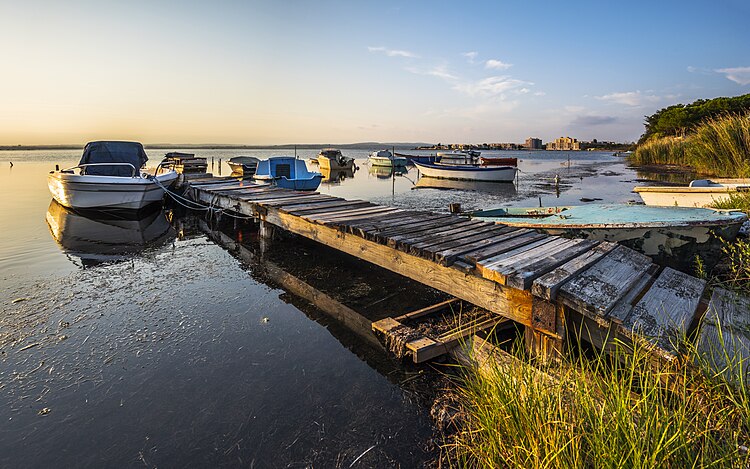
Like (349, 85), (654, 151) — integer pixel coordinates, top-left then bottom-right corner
(369, 156), (408, 167)
(276, 175), (324, 191)
(47, 171), (178, 210)
(634, 187), (741, 208)
(318, 157), (354, 171)
(413, 162), (517, 182)
(394, 153), (438, 164)
(472, 204), (747, 269)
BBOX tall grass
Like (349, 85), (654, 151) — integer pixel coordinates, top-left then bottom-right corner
(447, 338), (750, 468)
(630, 113), (750, 177)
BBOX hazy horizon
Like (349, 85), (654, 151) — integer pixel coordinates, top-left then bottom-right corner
(2, 0), (748, 145)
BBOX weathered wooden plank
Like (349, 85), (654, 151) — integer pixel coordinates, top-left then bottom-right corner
(262, 195), (339, 207)
(247, 193), (325, 205)
(396, 222), (498, 252)
(298, 203), (378, 218)
(407, 316), (508, 363)
(698, 288), (750, 384)
(606, 263), (660, 325)
(505, 239), (600, 290)
(620, 267), (706, 355)
(413, 225), (514, 259)
(394, 298), (461, 322)
(558, 245), (655, 319)
(461, 232), (549, 265)
(480, 238), (575, 285)
(433, 228), (531, 266)
(240, 190), (310, 201)
(200, 182), (263, 192)
(476, 237), (558, 274)
(316, 208), (405, 226)
(308, 206), (399, 224)
(373, 216), (469, 243)
(189, 177), (240, 186)
(286, 199), (370, 214)
(348, 213), (433, 238)
(531, 242), (618, 301)
(372, 317), (402, 335)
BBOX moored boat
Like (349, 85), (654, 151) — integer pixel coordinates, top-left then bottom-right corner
(368, 149), (407, 167)
(480, 156), (518, 166)
(436, 151), (478, 165)
(317, 148), (355, 170)
(394, 152), (438, 164)
(253, 156), (323, 191)
(413, 161), (517, 182)
(47, 141), (178, 211)
(634, 179), (750, 208)
(227, 156), (261, 176)
(471, 204), (748, 268)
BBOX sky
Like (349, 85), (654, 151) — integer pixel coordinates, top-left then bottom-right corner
(0, 0), (748, 145)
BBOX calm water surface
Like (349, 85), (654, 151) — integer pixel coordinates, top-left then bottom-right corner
(0, 148), (641, 467)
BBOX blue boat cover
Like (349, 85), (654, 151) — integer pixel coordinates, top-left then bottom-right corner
(79, 141), (148, 176)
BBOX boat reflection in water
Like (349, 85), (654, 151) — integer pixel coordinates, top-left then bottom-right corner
(368, 165), (409, 179)
(414, 175), (517, 196)
(45, 200), (176, 267)
(321, 167), (355, 185)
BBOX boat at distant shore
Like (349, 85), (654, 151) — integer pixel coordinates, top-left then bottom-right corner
(253, 156), (323, 191)
(471, 204), (748, 268)
(413, 161), (517, 182)
(368, 149), (407, 167)
(47, 141), (178, 211)
(227, 156), (260, 176)
(634, 179), (750, 207)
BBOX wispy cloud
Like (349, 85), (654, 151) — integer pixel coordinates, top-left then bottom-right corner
(716, 66), (750, 85)
(595, 90), (661, 106)
(571, 115), (618, 126)
(406, 64), (458, 81)
(462, 51), (478, 64)
(534, 91), (546, 96)
(367, 46), (418, 58)
(454, 75), (532, 98)
(485, 59), (513, 70)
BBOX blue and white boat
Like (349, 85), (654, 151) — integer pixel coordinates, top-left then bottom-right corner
(368, 150), (408, 167)
(253, 156), (323, 191)
(413, 161), (517, 182)
(471, 204), (748, 267)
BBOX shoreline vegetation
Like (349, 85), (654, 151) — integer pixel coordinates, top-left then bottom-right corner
(447, 337), (750, 467)
(629, 94), (750, 177)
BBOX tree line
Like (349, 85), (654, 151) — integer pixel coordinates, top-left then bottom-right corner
(640, 93), (750, 143)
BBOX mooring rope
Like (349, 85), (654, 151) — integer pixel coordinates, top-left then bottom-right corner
(150, 176), (255, 220)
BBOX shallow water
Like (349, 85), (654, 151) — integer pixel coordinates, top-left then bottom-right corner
(0, 148), (642, 467)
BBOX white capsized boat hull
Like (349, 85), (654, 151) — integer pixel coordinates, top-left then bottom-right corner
(47, 171), (178, 210)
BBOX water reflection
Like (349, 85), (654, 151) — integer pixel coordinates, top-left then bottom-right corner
(414, 175), (518, 196)
(321, 167), (355, 184)
(45, 200), (175, 267)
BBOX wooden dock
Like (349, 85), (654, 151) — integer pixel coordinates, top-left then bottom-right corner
(184, 177), (750, 369)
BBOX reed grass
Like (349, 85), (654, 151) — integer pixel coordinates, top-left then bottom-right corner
(630, 113), (750, 177)
(447, 337), (750, 468)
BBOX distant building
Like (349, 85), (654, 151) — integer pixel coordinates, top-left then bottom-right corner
(524, 137), (542, 150)
(546, 136), (580, 151)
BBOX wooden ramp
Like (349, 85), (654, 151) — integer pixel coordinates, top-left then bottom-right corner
(184, 178), (738, 364)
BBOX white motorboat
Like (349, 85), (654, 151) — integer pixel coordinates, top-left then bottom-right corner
(633, 179), (750, 208)
(368, 149), (407, 167)
(413, 161), (517, 182)
(47, 141), (178, 210)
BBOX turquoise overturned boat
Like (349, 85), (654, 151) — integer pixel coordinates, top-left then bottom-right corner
(253, 156), (323, 191)
(471, 204), (748, 268)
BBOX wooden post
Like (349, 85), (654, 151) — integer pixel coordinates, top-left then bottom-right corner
(525, 297), (566, 362)
(259, 219), (274, 239)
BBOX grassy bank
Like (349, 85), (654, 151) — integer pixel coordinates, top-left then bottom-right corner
(447, 339), (750, 468)
(629, 113), (750, 177)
